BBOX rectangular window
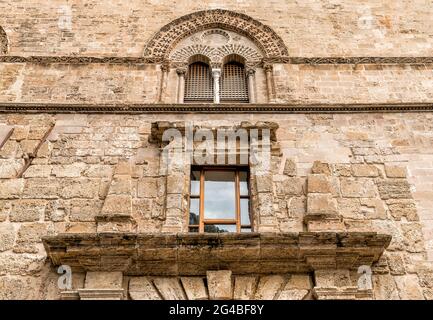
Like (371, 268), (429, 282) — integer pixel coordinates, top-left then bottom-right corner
(188, 167), (251, 233)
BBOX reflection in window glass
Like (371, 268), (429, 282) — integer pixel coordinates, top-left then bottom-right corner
(190, 170), (201, 196)
(240, 199), (250, 225)
(241, 228), (251, 233)
(239, 170), (248, 196)
(189, 198), (200, 225)
(205, 224), (237, 233)
(204, 170), (236, 219)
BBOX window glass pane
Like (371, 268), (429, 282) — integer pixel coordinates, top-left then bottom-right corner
(204, 224), (236, 233)
(239, 170), (248, 196)
(204, 170), (236, 219)
(240, 199), (250, 225)
(189, 198), (200, 225)
(189, 227), (199, 233)
(241, 228), (251, 233)
(190, 170), (200, 196)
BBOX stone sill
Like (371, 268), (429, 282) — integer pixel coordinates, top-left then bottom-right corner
(42, 232), (391, 276)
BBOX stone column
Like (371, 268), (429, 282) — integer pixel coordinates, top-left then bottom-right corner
(246, 67), (256, 103)
(176, 67), (187, 103)
(212, 68), (221, 104)
(158, 62), (170, 103)
(263, 63), (275, 103)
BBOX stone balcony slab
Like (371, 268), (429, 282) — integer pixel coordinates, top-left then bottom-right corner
(42, 232), (391, 276)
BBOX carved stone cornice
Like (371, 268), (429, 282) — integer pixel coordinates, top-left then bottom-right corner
(1, 55), (432, 65)
(1, 102), (433, 114)
(42, 232), (391, 276)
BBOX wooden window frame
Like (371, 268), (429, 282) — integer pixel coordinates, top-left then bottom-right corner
(188, 166), (252, 233)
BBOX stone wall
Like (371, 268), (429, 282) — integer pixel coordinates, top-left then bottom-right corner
(1, 112), (433, 299)
(1, 63), (432, 104)
(1, 0), (432, 57)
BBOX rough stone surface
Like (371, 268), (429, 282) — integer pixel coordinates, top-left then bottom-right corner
(0, 0), (433, 301)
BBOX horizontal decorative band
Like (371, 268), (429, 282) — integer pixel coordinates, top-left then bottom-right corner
(0, 102), (433, 114)
(0, 55), (432, 65)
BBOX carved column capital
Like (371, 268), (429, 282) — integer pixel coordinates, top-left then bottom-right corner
(176, 67), (187, 75)
(160, 61), (171, 72)
(263, 63), (273, 72)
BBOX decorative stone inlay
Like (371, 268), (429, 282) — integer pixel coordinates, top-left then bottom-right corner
(42, 232), (391, 276)
(1, 102), (433, 114)
(143, 9), (288, 59)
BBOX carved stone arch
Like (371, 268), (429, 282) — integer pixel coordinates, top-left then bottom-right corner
(0, 26), (8, 55)
(170, 44), (262, 67)
(144, 9), (288, 60)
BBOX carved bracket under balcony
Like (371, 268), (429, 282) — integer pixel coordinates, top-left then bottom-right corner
(43, 232), (391, 276)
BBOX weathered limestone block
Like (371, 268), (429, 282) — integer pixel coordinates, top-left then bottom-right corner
(314, 270), (351, 288)
(377, 180), (412, 200)
(359, 198), (387, 220)
(233, 276), (257, 300)
(277, 274), (311, 300)
(277, 274), (312, 300)
(22, 178), (59, 199)
(14, 222), (48, 253)
(275, 177), (304, 196)
(256, 192), (274, 216)
(129, 277), (161, 300)
(22, 165), (52, 178)
(307, 174), (337, 194)
(167, 173), (186, 194)
(181, 277), (208, 300)
(351, 164), (379, 177)
(282, 158), (297, 176)
(0, 276), (37, 300)
(256, 175), (273, 193)
(137, 178), (158, 198)
(10, 199), (46, 222)
(385, 165), (407, 178)
(100, 195), (132, 216)
(307, 194), (338, 215)
(0, 201), (10, 222)
(0, 179), (24, 199)
(0, 159), (25, 178)
(51, 163), (86, 178)
(85, 272), (123, 289)
(394, 275), (424, 300)
(311, 161), (331, 175)
(385, 252), (406, 275)
(0, 223), (15, 252)
(401, 222), (425, 253)
(153, 277), (186, 300)
(254, 275), (286, 300)
(340, 178), (377, 198)
(70, 199), (103, 222)
(0, 126), (13, 148)
(207, 271), (233, 300)
(0, 253), (45, 276)
(61, 179), (100, 199)
(386, 199), (418, 221)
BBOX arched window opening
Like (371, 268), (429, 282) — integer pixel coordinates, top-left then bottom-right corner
(184, 61), (214, 102)
(220, 61), (249, 103)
